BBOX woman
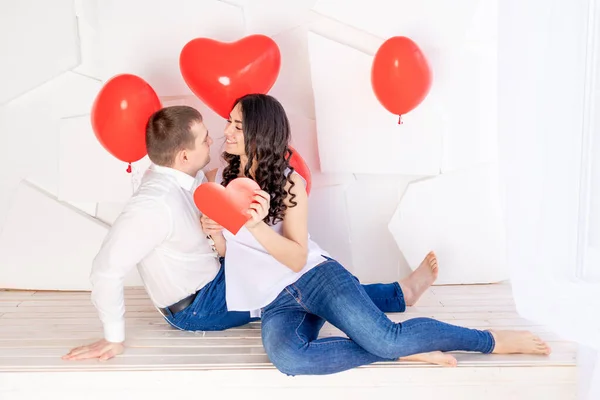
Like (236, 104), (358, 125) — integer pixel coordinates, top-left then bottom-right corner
(202, 94), (550, 376)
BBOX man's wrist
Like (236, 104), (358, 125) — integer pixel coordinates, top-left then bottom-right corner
(103, 320), (125, 343)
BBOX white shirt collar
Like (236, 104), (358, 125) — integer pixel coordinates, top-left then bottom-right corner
(150, 164), (205, 192)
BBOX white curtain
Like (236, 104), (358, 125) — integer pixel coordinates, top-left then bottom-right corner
(499, 1), (600, 398)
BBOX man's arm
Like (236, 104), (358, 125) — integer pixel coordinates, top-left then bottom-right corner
(62, 198), (171, 361)
(201, 168), (226, 256)
(201, 215), (226, 256)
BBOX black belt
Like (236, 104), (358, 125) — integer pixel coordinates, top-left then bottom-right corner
(159, 291), (197, 316)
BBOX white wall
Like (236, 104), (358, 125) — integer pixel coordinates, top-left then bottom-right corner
(498, 0), (600, 398)
(0, 0), (501, 289)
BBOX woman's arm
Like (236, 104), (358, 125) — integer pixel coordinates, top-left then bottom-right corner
(246, 174), (309, 272)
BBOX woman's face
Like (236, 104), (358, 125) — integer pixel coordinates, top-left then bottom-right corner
(224, 102), (246, 156)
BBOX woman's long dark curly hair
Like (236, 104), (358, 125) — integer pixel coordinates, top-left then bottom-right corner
(221, 94), (297, 225)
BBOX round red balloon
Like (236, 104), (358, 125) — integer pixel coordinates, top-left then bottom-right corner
(91, 74), (161, 165)
(180, 35), (281, 119)
(371, 37), (432, 122)
(289, 146), (311, 196)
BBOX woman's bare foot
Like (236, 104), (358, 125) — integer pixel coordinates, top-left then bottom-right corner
(399, 351), (457, 367)
(489, 330), (552, 355)
(399, 251), (439, 306)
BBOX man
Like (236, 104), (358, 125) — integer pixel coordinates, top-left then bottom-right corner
(63, 105), (257, 361)
(63, 105), (437, 362)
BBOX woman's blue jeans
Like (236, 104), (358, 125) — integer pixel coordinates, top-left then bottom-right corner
(261, 258), (495, 376)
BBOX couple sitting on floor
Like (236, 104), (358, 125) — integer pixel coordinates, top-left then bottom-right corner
(63, 94), (550, 375)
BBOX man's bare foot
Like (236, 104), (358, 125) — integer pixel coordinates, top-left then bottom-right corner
(399, 251), (439, 306)
(399, 351), (457, 367)
(489, 330), (552, 355)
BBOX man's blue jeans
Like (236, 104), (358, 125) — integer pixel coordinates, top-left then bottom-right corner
(261, 257), (495, 375)
(164, 258), (407, 331)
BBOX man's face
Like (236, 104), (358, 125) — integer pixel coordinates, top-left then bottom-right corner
(186, 120), (213, 172)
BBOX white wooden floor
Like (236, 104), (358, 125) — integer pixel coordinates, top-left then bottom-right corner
(0, 282), (577, 400)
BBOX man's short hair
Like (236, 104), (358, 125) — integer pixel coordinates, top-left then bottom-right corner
(145, 106), (202, 166)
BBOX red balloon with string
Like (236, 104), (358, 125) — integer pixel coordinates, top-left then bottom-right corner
(91, 74), (162, 172)
(371, 37), (432, 124)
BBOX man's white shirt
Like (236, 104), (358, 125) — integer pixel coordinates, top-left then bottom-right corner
(90, 164), (220, 343)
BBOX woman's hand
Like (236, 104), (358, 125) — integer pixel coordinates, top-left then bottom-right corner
(200, 214), (224, 237)
(245, 190), (271, 229)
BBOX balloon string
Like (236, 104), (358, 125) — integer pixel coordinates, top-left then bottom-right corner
(126, 163), (132, 173)
(398, 115), (403, 125)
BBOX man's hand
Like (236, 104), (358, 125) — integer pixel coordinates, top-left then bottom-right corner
(62, 339), (124, 361)
(200, 214), (224, 236)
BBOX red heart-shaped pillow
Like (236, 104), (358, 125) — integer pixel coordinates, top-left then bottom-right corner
(193, 177), (261, 235)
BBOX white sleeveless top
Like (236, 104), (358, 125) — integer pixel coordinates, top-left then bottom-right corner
(216, 168), (329, 311)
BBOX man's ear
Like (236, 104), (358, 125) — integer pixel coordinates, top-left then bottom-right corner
(173, 149), (186, 166)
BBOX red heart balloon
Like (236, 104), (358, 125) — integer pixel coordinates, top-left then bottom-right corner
(194, 177), (260, 235)
(371, 37), (432, 123)
(180, 35), (281, 119)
